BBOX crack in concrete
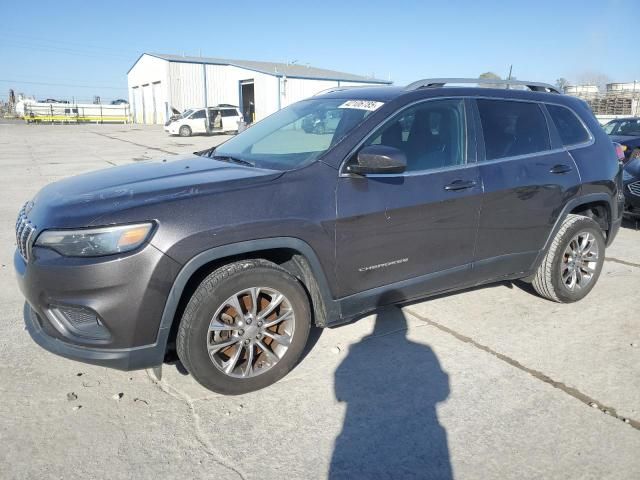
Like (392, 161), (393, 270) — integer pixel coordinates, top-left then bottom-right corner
(606, 257), (640, 269)
(404, 307), (640, 431)
(145, 371), (246, 480)
(89, 131), (179, 155)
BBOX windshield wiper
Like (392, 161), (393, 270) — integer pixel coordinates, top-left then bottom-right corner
(211, 155), (255, 167)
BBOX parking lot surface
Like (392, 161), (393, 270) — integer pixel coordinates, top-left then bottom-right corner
(1, 122), (639, 479)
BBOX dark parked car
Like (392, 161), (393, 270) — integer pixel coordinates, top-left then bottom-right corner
(602, 117), (640, 163)
(622, 157), (640, 217)
(15, 78), (623, 394)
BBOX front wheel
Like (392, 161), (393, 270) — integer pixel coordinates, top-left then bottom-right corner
(177, 259), (311, 394)
(179, 125), (192, 137)
(531, 214), (605, 303)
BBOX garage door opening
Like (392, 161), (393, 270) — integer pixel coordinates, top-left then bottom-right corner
(240, 80), (255, 124)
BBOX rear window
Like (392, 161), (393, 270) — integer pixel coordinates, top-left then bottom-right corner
(546, 104), (590, 146)
(477, 99), (550, 160)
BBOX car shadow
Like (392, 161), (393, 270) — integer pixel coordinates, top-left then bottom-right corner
(329, 300), (452, 479)
(622, 216), (639, 230)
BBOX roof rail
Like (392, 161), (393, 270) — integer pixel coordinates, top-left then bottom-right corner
(406, 78), (560, 94)
(313, 85), (383, 96)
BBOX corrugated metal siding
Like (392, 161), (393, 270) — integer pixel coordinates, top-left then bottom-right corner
(280, 78), (337, 108)
(128, 54), (170, 124)
(169, 62), (205, 112)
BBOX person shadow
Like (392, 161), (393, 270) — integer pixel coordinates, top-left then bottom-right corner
(329, 302), (452, 479)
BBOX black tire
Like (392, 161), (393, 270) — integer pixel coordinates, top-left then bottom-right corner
(179, 125), (192, 137)
(176, 259), (311, 395)
(531, 214), (606, 303)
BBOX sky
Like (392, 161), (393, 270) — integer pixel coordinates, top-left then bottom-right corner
(1, 0), (638, 103)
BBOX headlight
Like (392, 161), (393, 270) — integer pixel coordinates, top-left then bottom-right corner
(35, 223), (154, 257)
(623, 170), (633, 181)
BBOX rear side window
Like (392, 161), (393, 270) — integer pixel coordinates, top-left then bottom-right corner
(477, 99), (550, 160)
(221, 109), (237, 117)
(546, 104), (590, 146)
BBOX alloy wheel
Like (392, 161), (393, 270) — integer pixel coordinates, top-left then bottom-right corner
(206, 287), (295, 378)
(560, 231), (599, 291)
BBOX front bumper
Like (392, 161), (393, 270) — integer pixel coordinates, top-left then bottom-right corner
(623, 181), (640, 217)
(15, 244), (181, 370)
(24, 303), (166, 370)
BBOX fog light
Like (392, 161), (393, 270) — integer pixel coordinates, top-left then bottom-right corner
(48, 305), (111, 341)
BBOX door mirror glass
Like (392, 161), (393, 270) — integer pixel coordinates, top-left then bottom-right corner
(347, 145), (407, 175)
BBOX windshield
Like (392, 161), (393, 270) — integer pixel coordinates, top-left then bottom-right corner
(179, 109), (194, 119)
(210, 98), (382, 170)
(603, 119), (640, 136)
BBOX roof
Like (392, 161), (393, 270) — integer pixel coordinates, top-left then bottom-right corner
(318, 84), (575, 105)
(128, 53), (392, 84)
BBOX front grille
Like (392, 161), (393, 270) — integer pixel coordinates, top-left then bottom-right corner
(15, 203), (36, 261)
(629, 181), (640, 197)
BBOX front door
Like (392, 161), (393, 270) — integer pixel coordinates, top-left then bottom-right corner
(335, 98), (482, 301)
(188, 109), (207, 133)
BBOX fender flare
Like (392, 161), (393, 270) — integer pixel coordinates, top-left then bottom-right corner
(527, 193), (614, 276)
(153, 237), (338, 351)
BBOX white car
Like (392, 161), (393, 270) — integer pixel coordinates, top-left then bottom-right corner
(164, 105), (243, 137)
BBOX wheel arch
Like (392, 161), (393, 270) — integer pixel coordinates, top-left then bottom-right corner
(156, 238), (338, 359)
(524, 193), (614, 280)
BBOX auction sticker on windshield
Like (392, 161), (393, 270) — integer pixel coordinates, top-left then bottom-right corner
(338, 100), (385, 111)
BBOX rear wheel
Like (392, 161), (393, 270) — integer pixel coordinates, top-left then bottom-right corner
(177, 259), (311, 394)
(531, 214), (605, 303)
(179, 125), (192, 137)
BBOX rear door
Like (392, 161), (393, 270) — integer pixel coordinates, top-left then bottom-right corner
(335, 98), (482, 299)
(472, 98), (581, 279)
(221, 109), (239, 131)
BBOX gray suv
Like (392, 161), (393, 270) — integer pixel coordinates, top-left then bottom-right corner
(15, 79), (624, 394)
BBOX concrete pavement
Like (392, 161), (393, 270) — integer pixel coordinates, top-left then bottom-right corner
(1, 122), (638, 479)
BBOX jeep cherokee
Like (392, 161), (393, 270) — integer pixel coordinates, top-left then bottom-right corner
(15, 78), (624, 394)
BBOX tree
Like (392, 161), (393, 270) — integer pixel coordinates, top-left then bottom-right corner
(479, 72), (502, 88)
(555, 78), (570, 92)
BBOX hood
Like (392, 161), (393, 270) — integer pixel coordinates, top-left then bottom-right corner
(26, 154), (283, 229)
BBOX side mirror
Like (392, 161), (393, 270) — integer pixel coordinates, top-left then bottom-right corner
(346, 145), (407, 175)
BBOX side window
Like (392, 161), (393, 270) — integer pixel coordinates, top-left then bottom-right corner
(616, 119), (640, 136)
(191, 109), (206, 119)
(360, 99), (466, 172)
(221, 109), (236, 117)
(546, 104), (591, 146)
(477, 99), (550, 160)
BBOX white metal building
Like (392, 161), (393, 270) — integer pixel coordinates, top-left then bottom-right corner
(127, 53), (392, 125)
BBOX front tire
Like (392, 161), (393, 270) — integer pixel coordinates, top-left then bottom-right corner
(531, 214), (605, 303)
(179, 125), (192, 137)
(177, 259), (311, 395)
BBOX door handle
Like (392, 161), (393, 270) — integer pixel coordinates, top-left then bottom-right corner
(444, 180), (477, 191)
(549, 164), (572, 174)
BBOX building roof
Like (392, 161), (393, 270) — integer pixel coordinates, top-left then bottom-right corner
(129, 53), (392, 84)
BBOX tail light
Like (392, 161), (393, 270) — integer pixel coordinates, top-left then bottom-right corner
(613, 142), (626, 163)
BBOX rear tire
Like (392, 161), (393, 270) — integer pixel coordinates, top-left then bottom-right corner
(179, 125), (192, 137)
(531, 214), (605, 303)
(177, 259), (311, 395)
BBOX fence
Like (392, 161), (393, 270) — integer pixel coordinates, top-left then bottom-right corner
(23, 103), (130, 124)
